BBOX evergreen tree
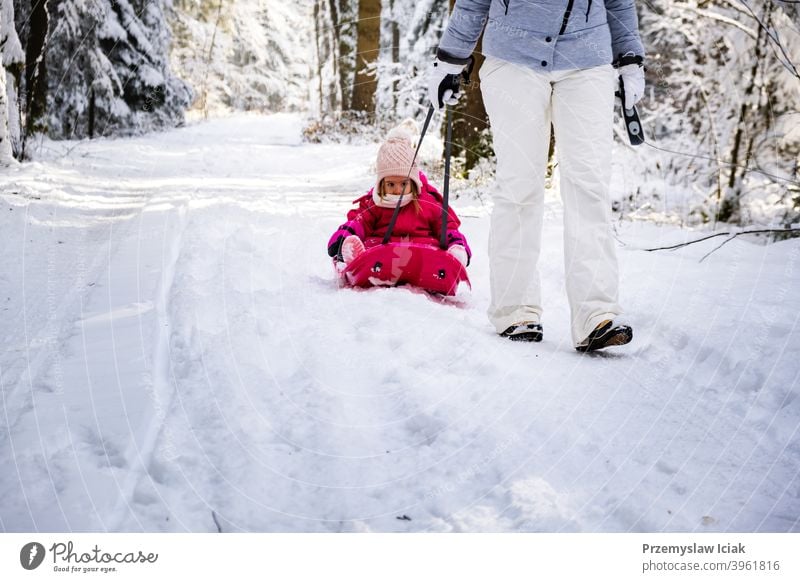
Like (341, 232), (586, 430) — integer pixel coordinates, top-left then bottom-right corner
(47, 0), (191, 139)
(169, 0), (311, 115)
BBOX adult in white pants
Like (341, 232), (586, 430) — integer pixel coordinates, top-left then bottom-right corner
(428, 0), (645, 351)
(481, 58), (622, 347)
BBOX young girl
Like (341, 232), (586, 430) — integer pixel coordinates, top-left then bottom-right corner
(327, 128), (471, 267)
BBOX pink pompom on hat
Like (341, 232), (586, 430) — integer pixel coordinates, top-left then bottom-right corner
(374, 127), (423, 200)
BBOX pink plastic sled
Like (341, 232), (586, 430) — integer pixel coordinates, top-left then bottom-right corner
(340, 242), (470, 296)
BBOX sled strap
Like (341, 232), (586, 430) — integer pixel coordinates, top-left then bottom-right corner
(382, 104), (435, 245)
(439, 107), (453, 250)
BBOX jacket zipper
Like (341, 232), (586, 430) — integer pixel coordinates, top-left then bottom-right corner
(559, 0), (575, 35)
(586, 0), (592, 22)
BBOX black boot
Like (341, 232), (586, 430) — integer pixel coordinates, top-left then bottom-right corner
(575, 320), (632, 352)
(500, 321), (543, 342)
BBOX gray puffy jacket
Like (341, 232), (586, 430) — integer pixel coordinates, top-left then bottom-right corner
(438, 0), (645, 71)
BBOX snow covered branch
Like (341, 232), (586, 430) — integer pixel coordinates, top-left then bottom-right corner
(671, 3), (758, 38)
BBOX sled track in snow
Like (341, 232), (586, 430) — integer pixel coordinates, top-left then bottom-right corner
(108, 203), (189, 530)
(0, 201), (142, 438)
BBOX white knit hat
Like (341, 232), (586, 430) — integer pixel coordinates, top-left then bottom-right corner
(373, 127), (423, 207)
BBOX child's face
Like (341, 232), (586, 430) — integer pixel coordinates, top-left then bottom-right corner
(382, 176), (411, 196)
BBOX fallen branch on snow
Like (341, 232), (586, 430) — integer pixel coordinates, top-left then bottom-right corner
(643, 228), (800, 262)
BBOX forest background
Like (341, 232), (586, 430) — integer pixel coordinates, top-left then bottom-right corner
(1, 0), (799, 228)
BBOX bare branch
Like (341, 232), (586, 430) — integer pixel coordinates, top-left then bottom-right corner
(643, 228), (800, 253)
(643, 142), (800, 187)
(716, 0), (757, 18)
(738, 0), (800, 80)
(211, 510), (223, 533)
(700, 235), (738, 262)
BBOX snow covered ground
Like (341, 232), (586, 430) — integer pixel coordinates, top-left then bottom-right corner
(1, 114), (798, 533)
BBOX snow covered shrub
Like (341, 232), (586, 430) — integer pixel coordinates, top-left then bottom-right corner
(631, 0), (800, 227)
(302, 110), (393, 144)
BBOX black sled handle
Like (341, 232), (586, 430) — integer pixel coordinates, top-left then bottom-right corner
(615, 77), (645, 146)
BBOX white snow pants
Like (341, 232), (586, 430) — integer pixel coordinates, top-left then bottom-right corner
(480, 57), (622, 345)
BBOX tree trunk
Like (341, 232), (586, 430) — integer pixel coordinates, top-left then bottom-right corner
(88, 88), (95, 139)
(321, 0), (341, 112)
(0, 6), (14, 164)
(719, 3), (770, 224)
(200, 0), (224, 120)
(390, 0), (399, 110)
(350, 0), (380, 114)
(328, 0), (340, 39)
(313, 0), (322, 112)
(448, 0), (489, 171)
(335, 0), (353, 111)
(23, 0), (48, 145)
(1, 0), (24, 158)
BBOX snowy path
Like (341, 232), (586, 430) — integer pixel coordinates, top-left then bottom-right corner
(1, 114), (798, 532)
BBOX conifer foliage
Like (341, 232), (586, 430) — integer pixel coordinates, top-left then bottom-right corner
(44, 0), (191, 139)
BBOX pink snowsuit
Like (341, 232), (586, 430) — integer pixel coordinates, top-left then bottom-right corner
(327, 171), (471, 262)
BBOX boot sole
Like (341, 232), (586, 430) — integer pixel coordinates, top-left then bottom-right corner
(576, 322), (633, 352)
(500, 325), (543, 342)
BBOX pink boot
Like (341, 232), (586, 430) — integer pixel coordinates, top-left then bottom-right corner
(341, 235), (365, 264)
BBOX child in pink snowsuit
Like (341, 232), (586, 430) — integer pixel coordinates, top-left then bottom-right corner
(327, 128), (471, 266)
